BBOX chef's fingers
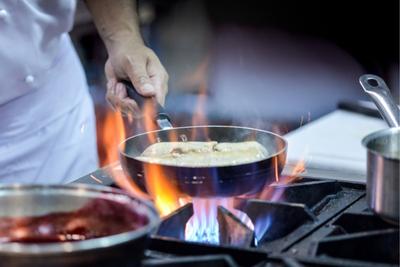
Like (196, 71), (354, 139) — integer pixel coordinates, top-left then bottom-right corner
(106, 78), (118, 111)
(124, 56), (156, 97)
(105, 59), (141, 116)
(147, 55), (169, 106)
(106, 80), (141, 116)
(105, 59), (117, 80)
(119, 99), (141, 118)
(105, 59), (120, 110)
(115, 83), (141, 117)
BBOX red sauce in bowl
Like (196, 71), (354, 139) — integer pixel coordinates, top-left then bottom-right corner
(0, 198), (149, 243)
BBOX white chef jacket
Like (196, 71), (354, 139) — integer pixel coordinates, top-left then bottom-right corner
(0, 0), (98, 183)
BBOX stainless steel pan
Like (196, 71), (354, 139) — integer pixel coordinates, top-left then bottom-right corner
(0, 184), (159, 267)
(119, 82), (287, 198)
(360, 74), (400, 224)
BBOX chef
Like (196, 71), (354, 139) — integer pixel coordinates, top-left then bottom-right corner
(0, 0), (168, 183)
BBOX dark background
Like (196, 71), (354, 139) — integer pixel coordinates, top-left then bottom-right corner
(152, 0), (398, 75)
(71, 0), (399, 163)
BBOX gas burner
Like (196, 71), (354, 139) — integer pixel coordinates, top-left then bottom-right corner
(157, 198), (316, 248)
(159, 202), (255, 247)
(74, 171), (399, 267)
(154, 178), (363, 252)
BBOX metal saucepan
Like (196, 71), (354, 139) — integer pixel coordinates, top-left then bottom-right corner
(0, 184), (159, 267)
(119, 82), (287, 198)
(359, 74), (400, 224)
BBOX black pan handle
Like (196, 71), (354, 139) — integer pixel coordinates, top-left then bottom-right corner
(122, 80), (173, 129)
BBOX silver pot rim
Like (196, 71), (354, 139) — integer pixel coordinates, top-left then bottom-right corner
(0, 183), (160, 255)
(362, 127), (400, 161)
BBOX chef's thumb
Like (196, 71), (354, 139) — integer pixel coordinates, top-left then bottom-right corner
(127, 63), (156, 96)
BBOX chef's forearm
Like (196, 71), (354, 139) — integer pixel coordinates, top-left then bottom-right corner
(85, 0), (144, 51)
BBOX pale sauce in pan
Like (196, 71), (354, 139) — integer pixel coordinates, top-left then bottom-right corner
(136, 141), (269, 167)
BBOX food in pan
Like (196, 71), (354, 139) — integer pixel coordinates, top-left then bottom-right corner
(0, 198), (149, 243)
(136, 141), (269, 167)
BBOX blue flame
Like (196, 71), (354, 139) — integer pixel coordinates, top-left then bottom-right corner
(185, 198), (255, 245)
(254, 214), (272, 243)
(185, 198), (220, 244)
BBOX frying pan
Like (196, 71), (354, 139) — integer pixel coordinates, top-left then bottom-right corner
(119, 82), (287, 197)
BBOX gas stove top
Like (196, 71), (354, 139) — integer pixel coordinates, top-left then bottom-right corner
(73, 166), (399, 267)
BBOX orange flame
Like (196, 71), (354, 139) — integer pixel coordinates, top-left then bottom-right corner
(95, 106), (150, 199)
(140, 100), (190, 216)
(253, 124), (307, 201)
(190, 70), (210, 141)
(182, 55), (210, 141)
(110, 163), (151, 201)
(143, 164), (187, 217)
(96, 108), (126, 166)
(278, 159), (306, 185)
(192, 83), (208, 127)
(135, 57), (212, 217)
(259, 158), (306, 201)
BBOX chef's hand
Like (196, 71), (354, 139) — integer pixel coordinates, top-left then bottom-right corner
(105, 43), (168, 116)
(85, 0), (168, 116)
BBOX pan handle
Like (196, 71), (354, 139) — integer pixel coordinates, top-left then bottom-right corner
(359, 74), (400, 128)
(122, 80), (173, 129)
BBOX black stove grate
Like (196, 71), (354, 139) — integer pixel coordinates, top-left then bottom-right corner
(316, 212), (399, 265)
(73, 171), (399, 267)
(152, 178), (365, 253)
(143, 255), (240, 267)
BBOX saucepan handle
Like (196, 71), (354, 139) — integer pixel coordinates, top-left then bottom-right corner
(122, 80), (173, 129)
(359, 74), (400, 128)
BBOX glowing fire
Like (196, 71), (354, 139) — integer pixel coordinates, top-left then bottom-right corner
(123, 57), (213, 216)
(185, 198), (220, 244)
(143, 163), (186, 216)
(96, 58), (309, 246)
(104, 57), (212, 217)
(140, 100), (190, 216)
(191, 77), (209, 141)
(258, 158), (306, 202)
(185, 198), (254, 244)
(96, 106), (152, 200)
(96, 109), (126, 166)
(238, 157), (306, 243)
(109, 163), (151, 201)
(254, 214), (272, 244)
(143, 59), (211, 216)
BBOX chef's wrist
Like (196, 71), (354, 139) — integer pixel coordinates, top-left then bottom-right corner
(105, 36), (149, 61)
(103, 29), (145, 52)
(85, 0), (144, 51)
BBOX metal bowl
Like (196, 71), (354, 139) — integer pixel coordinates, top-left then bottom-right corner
(0, 184), (160, 267)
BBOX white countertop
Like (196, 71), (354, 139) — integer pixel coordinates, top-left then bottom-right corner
(283, 110), (386, 182)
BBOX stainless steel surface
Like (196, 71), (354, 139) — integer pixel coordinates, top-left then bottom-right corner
(156, 117), (173, 130)
(363, 127), (400, 160)
(360, 74), (400, 224)
(123, 80), (173, 130)
(0, 184), (160, 267)
(362, 128), (400, 224)
(359, 74), (400, 127)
